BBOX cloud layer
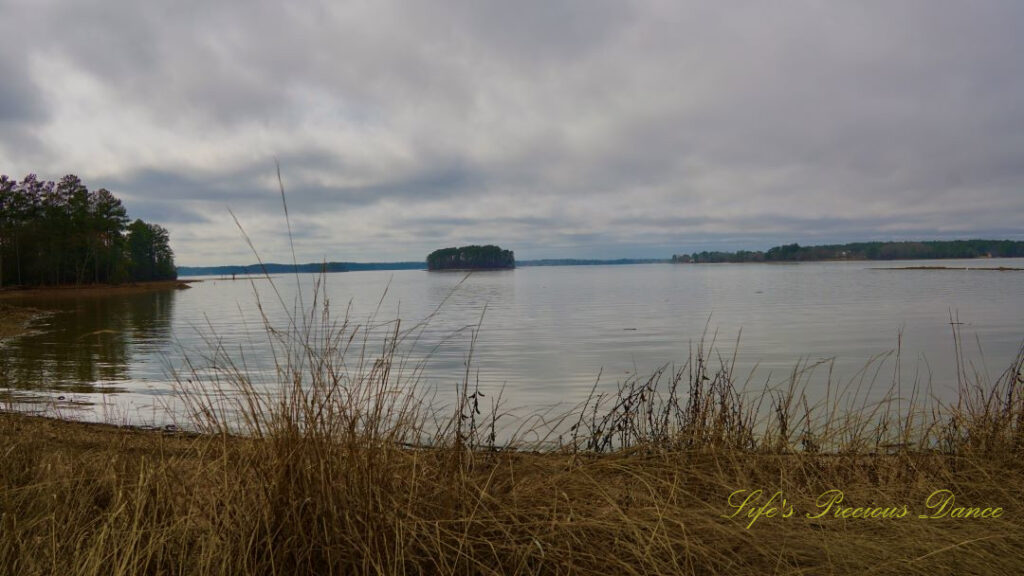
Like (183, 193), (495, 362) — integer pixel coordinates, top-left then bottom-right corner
(2, 0), (1022, 264)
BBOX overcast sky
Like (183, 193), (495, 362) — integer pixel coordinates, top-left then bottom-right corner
(2, 1), (1023, 265)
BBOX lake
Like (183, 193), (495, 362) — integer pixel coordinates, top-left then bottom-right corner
(2, 259), (1022, 430)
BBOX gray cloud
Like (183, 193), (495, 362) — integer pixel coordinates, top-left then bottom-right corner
(1, 1), (1023, 265)
(0, 60), (44, 124)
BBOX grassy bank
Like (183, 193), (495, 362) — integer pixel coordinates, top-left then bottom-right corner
(2, 404), (1022, 575)
(2, 297), (1023, 575)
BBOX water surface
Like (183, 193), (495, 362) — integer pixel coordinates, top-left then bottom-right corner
(2, 259), (1022, 426)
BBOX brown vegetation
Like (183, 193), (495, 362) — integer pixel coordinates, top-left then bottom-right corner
(2, 405), (1021, 576)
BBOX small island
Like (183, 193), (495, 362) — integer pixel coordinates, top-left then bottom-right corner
(426, 245), (515, 271)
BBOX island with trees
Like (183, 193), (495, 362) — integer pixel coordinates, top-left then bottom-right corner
(0, 173), (177, 287)
(427, 245), (515, 271)
(672, 240), (1024, 264)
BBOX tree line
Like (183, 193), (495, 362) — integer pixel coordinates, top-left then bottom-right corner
(672, 240), (1024, 263)
(0, 174), (176, 287)
(427, 245), (515, 270)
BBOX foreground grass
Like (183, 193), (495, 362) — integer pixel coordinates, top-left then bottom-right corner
(1, 410), (1023, 575)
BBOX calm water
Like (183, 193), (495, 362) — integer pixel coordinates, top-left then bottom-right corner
(2, 259), (1022, 427)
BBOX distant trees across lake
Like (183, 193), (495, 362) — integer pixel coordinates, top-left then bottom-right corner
(672, 240), (1024, 264)
(0, 174), (176, 287)
(427, 245), (515, 270)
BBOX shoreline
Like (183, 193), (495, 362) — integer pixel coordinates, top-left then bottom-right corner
(674, 256), (1024, 265)
(425, 267), (516, 272)
(0, 279), (197, 300)
(0, 410), (198, 439)
(869, 265), (1024, 271)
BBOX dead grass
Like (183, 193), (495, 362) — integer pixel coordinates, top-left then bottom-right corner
(2, 404), (1022, 574)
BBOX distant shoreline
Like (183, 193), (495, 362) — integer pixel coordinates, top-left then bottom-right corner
(425, 267), (515, 272)
(176, 258), (667, 276)
(677, 257), (1024, 265)
(173, 255), (1024, 276)
(673, 240), (1024, 264)
(869, 265), (1024, 271)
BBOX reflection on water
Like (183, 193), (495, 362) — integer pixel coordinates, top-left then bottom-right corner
(0, 260), (1022, 427)
(0, 290), (175, 398)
